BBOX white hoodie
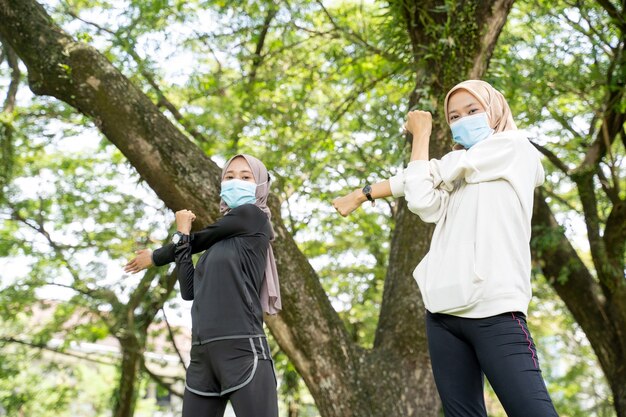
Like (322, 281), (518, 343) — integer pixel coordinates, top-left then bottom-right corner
(389, 130), (544, 317)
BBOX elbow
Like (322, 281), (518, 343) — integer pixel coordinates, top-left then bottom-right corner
(407, 199), (432, 216)
(418, 214), (441, 224)
(406, 199), (426, 214)
(406, 201), (441, 224)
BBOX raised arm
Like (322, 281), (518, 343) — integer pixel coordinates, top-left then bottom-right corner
(152, 204), (263, 266)
(124, 204), (264, 273)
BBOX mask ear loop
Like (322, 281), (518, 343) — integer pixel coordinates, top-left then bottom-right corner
(256, 173), (271, 187)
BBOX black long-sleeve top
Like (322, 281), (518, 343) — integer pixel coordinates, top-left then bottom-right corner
(152, 204), (271, 344)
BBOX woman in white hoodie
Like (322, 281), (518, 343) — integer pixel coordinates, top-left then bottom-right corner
(333, 80), (558, 417)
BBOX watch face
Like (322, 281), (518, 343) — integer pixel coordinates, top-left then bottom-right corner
(172, 233), (181, 244)
(363, 185), (372, 194)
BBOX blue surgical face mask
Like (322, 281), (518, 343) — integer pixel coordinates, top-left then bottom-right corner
(450, 112), (494, 149)
(220, 179), (257, 208)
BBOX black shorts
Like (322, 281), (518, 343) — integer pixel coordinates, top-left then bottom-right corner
(185, 336), (275, 397)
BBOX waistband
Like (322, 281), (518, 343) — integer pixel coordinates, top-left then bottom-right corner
(191, 333), (267, 346)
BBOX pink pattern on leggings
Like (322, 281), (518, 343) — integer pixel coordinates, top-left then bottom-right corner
(512, 312), (538, 369)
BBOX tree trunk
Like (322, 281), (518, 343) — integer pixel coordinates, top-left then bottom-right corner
(532, 189), (626, 417)
(0, 1), (513, 415)
(529, 11), (626, 413)
(114, 338), (142, 417)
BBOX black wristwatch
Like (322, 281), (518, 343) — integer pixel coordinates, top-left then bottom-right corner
(362, 184), (375, 206)
(171, 231), (190, 245)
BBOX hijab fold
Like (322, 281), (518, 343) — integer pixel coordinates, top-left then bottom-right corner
(220, 154), (282, 315)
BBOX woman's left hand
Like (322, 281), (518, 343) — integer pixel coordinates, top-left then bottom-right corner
(124, 249), (153, 274)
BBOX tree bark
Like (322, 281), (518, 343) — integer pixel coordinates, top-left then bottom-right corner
(0, 0), (514, 416)
(373, 2), (515, 414)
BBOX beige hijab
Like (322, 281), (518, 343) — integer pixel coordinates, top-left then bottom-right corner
(444, 80), (517, 132)
(220, 154), (281, 315)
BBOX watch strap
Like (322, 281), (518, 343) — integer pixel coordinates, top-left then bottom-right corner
(172, 231), (190, 245)
(362, 184), (375, 206)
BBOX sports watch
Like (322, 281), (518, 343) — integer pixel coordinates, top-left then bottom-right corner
(171, 231), (189, 245)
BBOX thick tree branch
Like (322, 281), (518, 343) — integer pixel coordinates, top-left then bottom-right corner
(532, 188), (626, 402)
(574, 77), (625, 174)
(597, 163), (620, 204)
(0, 3), (358, 411)
(1, 40), (19, 113)
(548, 107), (586, 141)
(603, 198), (626, 278)
(530, 140), (570, 175)
(571, 173), (608, 270)
(248, 6), (277, 84)
(64, 8), (215, 148)
(469, 0), (516, 78)
(568, 47), (626, 293)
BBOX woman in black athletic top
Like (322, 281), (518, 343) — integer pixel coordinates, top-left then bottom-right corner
(125, 154), (281, 417)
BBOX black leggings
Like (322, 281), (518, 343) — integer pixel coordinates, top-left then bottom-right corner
(426, 311), (559, 417)
(182, 360), (278, 417)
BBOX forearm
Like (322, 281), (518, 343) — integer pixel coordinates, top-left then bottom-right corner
(174, 243), (194, 300)
(354, 180), (393, 204)
(410, 135), (430, 162)
(404, 161), (448, 223)
(333, 180), (393, 216)
(152, 243), (175, 266)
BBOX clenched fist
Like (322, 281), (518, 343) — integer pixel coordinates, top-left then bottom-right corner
(404, 110), (432, 140)
(175, 209), (196, 234)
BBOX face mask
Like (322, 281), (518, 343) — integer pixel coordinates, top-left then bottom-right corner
(450, 112), (494, 149)
(220, 179), (257, 208)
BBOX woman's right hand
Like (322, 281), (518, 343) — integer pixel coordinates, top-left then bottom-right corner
(404, 110), (432, 140)
(175, 209), (196, 234)
(332, 189), (365, 217)
(124, 249), (153, 274)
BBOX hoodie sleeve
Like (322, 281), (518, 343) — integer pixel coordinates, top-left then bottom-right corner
(385, 131), (543, 223)
(388, 152), (463, 224)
